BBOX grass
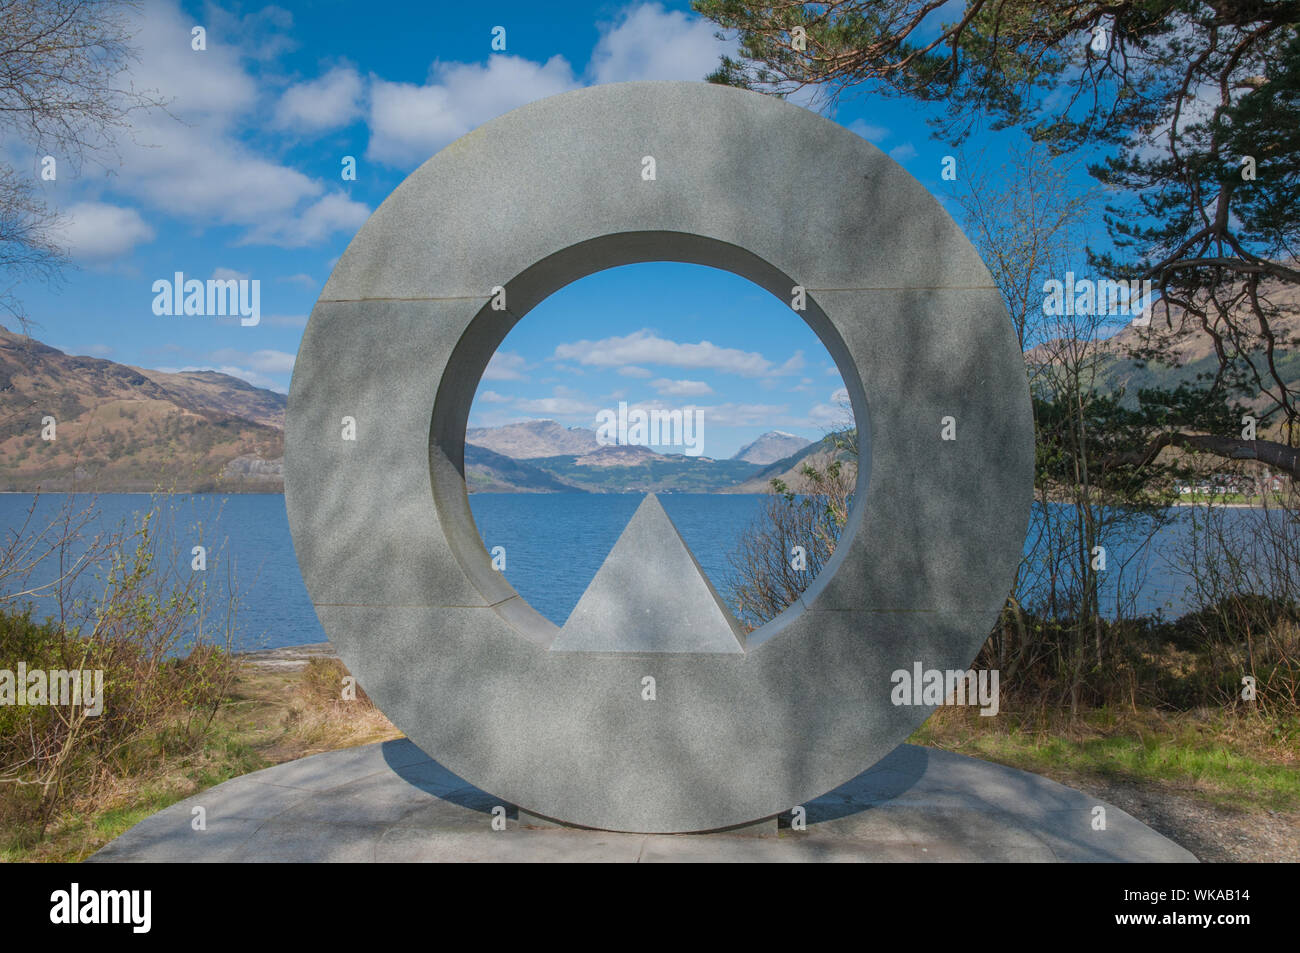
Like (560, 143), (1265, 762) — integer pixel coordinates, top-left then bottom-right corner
(1, 657), (399, 863)
(6, 654), (1297, 861)
(910, 705), (1300, 814)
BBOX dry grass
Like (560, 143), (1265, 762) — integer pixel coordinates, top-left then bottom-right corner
(262, 657), (398, 763)
(912, 703), (1300, 812)
(9, 651), (1298, 862)
(2, 655), (400, 862)
(910, 704), (1300, 861)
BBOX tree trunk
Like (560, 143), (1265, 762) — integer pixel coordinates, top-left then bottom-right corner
(1101, 432), (1300, 479)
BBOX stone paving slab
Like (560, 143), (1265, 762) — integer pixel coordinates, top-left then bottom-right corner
(88, 740), (1197, 863)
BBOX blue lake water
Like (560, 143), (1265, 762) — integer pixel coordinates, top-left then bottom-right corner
(0, 492), (1253, 652)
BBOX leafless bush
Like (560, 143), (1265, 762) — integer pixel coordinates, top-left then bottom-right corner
(0, 493), (238, 839)
(726, 457), (853, 629)
(1174, 495), (1300, 713)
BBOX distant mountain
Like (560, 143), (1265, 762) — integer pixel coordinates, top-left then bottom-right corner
(572, 444), (662, 467)
(463, 419), (769, 491)
(726, 435), (857, 493)
(465, 419), (600, 458)
(131, 367), (285, 430)
(731, 430), (813, 465)
(0, 327), (284, 492)
(523, 451), (761, 493)
(1025, 281), (1300, 421)
(0, 324), (849, 496)
(464, 444), (583, 492)
(1089, 281), (1300, 367)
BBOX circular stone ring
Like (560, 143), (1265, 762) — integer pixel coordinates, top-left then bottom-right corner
(285, 81), (1033, 833)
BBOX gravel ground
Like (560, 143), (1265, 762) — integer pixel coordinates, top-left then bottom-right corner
(1050, 773), (1299, 863)
(237, 641), (338, 671)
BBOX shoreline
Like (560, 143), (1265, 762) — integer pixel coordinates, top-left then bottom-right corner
(0, 488), (1289, 511)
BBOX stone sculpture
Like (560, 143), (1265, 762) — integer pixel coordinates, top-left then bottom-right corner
(285, 81), (1033, 833)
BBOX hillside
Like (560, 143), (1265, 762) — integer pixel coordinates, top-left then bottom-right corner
(571, 444), (663, 467)
(0, 328), (284, 492)
(462, 418), (800, 492)
(1027, 282), (1300, 415)
(464, 444), (583, 493)
(726, 436), (857, 493)
(731, 430), (813, 464)
(465, 419), (600, 458)
(0, 327), (843, 495)
(521, 451), (761, 493)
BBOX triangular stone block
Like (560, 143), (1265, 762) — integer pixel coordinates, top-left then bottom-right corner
(550, 494), (746, 653)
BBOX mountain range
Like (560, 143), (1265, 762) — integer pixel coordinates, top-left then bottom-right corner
(0, 326), (283, 492)
(29, 290), (1289, 496)
(461, 420), (820, 493)
(0, 327), (825, 494)
(731, 430), (814, 464)
(1026, 282), (1300, 423)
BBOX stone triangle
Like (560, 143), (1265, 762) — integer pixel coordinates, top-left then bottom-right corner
(550, 494), (746, 654)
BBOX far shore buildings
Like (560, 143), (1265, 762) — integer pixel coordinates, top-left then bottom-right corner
(1176, 469), (1288, 497)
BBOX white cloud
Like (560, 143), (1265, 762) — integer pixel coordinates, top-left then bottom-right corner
(242, 192), (371, 247)
(212, 267), (249, 281)
(589, 3), (735, 83)
(774, 350), (805, 374)
(807, 386), (853, 427)
(264, 314), (308, 328)
(206, 4), (298, 63)
(515, 396), (595, 416)
(478, 390), (512, 403)
(275, 66), (364, 131)
(695, 402), (790, 426)
(367, 55), (580, 166)
(362, 4), (732, 167)
(204, 348), (297, 375)
(889, 142), (918, 162)
(50, 202), (154, 260)
(84, 344), (114, 357)
(130, 1), (259, 117)
(56, 0), (365, 248)
(847, 119), (890, 143)
(651, 378), (713, 396)
(554, 329), (784, 377)
(617, 365), (653, 378)
(482, 350), (528, 381)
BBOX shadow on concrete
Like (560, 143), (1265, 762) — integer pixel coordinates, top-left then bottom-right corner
(382, 736), (933, 829)
(380, 738), (512, 815)
(799, 744), (930, 824)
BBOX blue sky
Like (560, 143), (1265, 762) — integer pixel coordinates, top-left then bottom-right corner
(8, 0), (1114, 459)
(479, 263), (852, 458)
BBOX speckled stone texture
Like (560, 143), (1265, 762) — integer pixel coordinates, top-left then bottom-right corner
(284, 81), (1034, 833)
(89, 741), (1197, 863)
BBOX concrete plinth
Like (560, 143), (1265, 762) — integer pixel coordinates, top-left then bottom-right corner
(88, 740), (1196, 863)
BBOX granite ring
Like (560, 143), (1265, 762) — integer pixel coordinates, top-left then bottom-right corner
(284, 81), (1034, 833)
